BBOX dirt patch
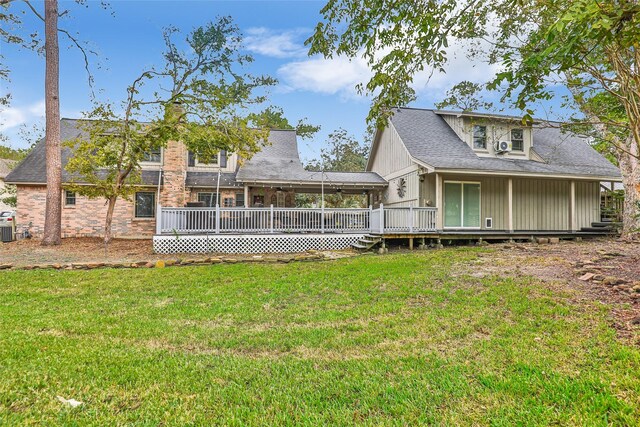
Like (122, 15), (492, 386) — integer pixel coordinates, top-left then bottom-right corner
(463, 238), (640, 343)
(0, 237), (355, 268)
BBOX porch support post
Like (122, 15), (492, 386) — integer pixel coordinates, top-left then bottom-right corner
(435, 173), (443, 230)
(156, 204), (162, 234)
(321, 204), (325, 234)
(380, 203), (385, 234)
(507, 178), (514, 232)
(215, 204), (220, 234)
(244, 185), (250, 208)
(270, 204), (274, 233)
(570, 180), (576, 232)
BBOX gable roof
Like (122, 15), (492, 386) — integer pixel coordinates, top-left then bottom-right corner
(5, 119), (161, 186)
(236, 129), (386, 186)
(6, 119), (386, 188)
(0, 159), (17, 179)
(383, 107), (621, 179)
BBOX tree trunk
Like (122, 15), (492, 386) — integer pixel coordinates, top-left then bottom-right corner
(618, 137), (640, 240)
(104, 196), (117, 244)
(41, 0), (62, 246)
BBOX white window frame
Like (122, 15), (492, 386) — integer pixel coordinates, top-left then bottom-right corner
(443, 180), (482, 229)
(472, 125), (488, 150)
(510, 128), (524, 152)
(141, 147), (163, 165)
(64, 190), (76, 207)
(195, 153), (220, 167)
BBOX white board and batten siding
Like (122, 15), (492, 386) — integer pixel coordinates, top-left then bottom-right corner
(371, 124), (421, 207)
(369, 125), (413, 177)
(513, 179), (599, 231)
(440, 114), (533, 160)
(438, 174), (600, 231)
(575, 181), (601, 229)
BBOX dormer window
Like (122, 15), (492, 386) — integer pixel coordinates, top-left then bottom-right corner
(142, 147), (162, 163)
(511, 129), (524, 151)
(188, 150), (228, 168)
(473, 125), (487, 149)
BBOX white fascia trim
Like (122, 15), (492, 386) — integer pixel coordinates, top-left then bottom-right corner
(434, 169), (622, 181)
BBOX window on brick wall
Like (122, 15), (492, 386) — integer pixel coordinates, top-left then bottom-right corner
(197, 192), (219, 207)
(223, 197), (234, 207)
(64, 190), (76, 206)
(235, 192), (245, 207)
(135, 192), (156, 218)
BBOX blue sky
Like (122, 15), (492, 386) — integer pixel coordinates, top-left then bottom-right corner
(1, 0), (567, 162)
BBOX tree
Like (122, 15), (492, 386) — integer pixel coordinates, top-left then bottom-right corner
(308, 0), (640, 239)
(2, 0), (102, 245)
(435, 81), (494, 113)
(249, 106), (320, 139)
(41, 0), (61, 245)
(299, 128), (370, 208)
(65, 19), (276, 243)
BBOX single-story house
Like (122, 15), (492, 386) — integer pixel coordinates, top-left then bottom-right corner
(367, 108), (622, 231)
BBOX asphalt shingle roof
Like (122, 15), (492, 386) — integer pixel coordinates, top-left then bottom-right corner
(6, 119), (386, 187)
(236, 129), (386, 185)
(185, 172), (241, 188)
(387, 108), (621, 179)
(5, 119), (161, 185)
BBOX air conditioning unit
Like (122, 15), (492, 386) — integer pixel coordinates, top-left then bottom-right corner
(494, 140), (512, 153)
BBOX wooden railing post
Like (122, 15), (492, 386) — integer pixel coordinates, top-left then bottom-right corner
(156, 204), (162, 234)
(409, 205), (414, 233)
(215, 205), (220, 234)
(270, 204), (274, 233)
(379, 203), (384, 234)
(321, 204), (325, 234)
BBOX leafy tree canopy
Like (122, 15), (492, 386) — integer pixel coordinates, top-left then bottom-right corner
(65, 17), (276, 242)
(249, 106), (320, 140)
(306, 128), (369, 172)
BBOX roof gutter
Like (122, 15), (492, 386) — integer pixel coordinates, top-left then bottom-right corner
(432, 168), (622, 181)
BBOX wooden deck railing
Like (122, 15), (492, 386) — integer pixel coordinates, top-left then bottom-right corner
(157, 204), (437, 235)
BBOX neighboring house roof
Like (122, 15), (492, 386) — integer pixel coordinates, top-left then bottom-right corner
(382, 108), (621, 179)
(0, 158), (17, 179)
(236, 129), (386, 187)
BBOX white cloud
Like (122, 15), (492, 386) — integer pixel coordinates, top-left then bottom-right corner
(245, 27), (310, 59)
(0, 99), (45, 131)
(277, 38), (503, 101)
(278, 55), (372, 99)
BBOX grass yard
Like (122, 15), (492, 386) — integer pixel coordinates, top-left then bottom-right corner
(1, 248), (639, 425)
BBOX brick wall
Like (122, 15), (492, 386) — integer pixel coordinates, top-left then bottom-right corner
(160, 139), (187, 207)
(16, 185), (156, 238)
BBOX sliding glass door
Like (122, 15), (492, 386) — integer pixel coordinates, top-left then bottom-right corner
(444, 182), (481, 228)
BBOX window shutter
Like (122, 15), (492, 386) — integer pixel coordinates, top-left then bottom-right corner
(188, 151), (195, 167)
(219, 150), (227, 168)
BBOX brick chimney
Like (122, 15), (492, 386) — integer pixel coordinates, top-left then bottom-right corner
(159, 102), (187, 207)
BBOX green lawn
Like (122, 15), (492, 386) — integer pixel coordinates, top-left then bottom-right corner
(1, 249), (639, 425)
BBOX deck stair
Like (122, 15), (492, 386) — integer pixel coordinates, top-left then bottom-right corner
(351, 234), (382, 250)
(579, 220), (619, 234)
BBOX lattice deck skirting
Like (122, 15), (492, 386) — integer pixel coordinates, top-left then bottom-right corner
(153, 233), (365, 254)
